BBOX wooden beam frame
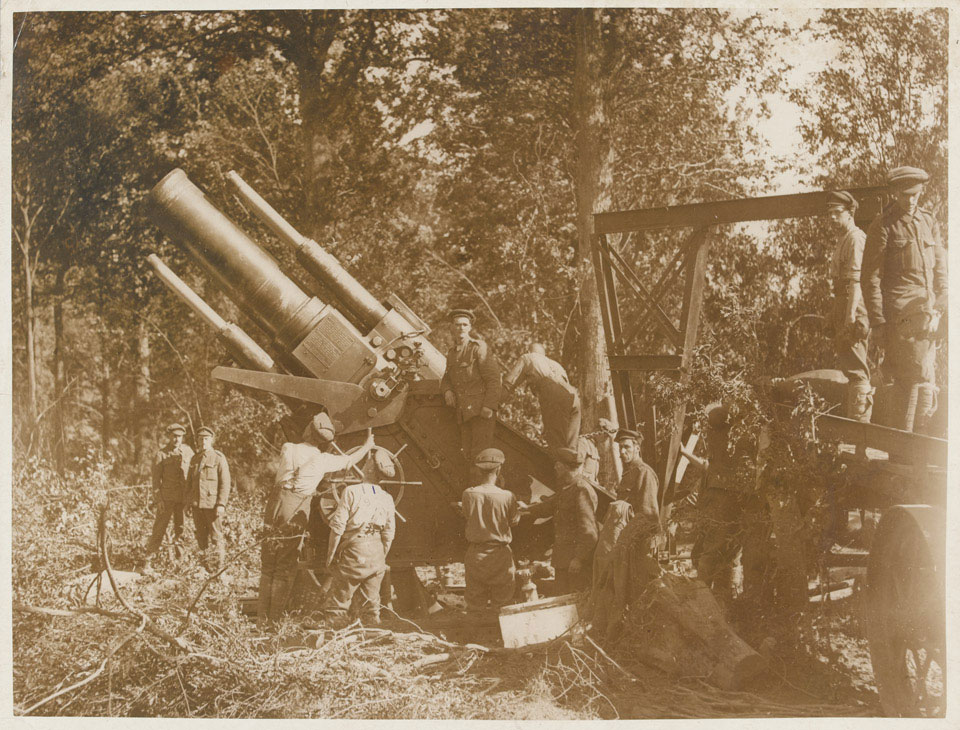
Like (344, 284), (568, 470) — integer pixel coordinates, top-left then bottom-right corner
(594, 186), (887, 234)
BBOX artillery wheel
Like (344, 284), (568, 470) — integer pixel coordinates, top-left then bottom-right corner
(317, 445), (407, 521)
(864, 505), (945, 717)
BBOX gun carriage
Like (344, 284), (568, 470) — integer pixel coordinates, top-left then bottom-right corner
(145, 169), (598, 605)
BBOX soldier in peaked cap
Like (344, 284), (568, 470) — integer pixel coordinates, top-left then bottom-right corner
(615, 429), (660, 522)
(458, 448), (522, 624)
(187, 426), (230, 572)
(824, 190), (873, 421)
(861, 166), (947, 431)
(523, 446), (598, 594)
(258, 414), (376, 626)
(441, 308), (502, 467)
(143, 422), (195, 567)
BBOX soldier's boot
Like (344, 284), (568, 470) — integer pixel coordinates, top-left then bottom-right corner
(912, 383), (938, 434)
(900, 382), (920, 432)
(269, 574), (296, 623)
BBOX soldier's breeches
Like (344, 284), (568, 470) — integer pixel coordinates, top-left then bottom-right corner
(323, 535), (387, 620)
(886, 322), (937, 430)
(539, 386), (581, 456)
(696, 489), (742, 599)
(464, 543), (516, 617)
(460, 416), (496, 463)
(258, 529), (304, 623)
(145, 500), (184, 554)
(834, 331), (870, 388)
(193, 508), (225, 570)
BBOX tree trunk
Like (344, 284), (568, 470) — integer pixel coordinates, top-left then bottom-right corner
(134, 317), (151, 475)
(97, 313), (113, 454)
(572, 9), (615, 432)
(52, 265), (67, 473)
(22, 236), (39, 430)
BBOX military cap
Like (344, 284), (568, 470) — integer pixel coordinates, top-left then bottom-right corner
(197, 426), (215, 438)
(825, 190), (858, 213)
(166, 423), (186, 435)
(304, 412), (335, 443)
(615, 428), (642, 444)
(556, 447), (584, 466)
(371, 448), (397, 478)
(448, 308), (475, 323)
(887, 166), (929, 193)
(474, 447), (505, 470)
(705, 402), (730, 428)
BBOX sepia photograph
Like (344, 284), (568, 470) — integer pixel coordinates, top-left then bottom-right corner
(4, 4), (954, 721)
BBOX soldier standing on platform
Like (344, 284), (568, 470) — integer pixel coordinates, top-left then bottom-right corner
(825, 190), (873, 421)
(504, 343), (581, 457)
(523, 447), (598, 594)
(187, 426), (231, 572)
(862, 166), (947, 431)
(458, 448), (522, 624)
(441, 309), (502, 463)
(144, 423), (194, 566)
(615, 429), (660, 521)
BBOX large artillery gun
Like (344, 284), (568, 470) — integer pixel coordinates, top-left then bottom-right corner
(145, 168), (568, 573)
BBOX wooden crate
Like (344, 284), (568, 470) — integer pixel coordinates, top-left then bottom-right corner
(498, 593), (580, 649)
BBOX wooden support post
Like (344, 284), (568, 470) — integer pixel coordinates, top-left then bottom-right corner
(592, 233), (636, 429)
(659, 229), (711, 514)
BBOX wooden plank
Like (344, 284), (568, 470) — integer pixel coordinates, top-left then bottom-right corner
(660, 232), (712, 512)
(814, 413), (947, 467)
(594, 186), (887, 234)
(603, 240), (683, 347)
(591, 234), (631, 430)
(608, 354), (682, 371)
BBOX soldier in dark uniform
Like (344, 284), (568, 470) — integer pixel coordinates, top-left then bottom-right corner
(505, 343), (581, 457)
(524, 447), (598, 594)
(144, 423), (194, 564)
(862, 166), (947, 431)
(824, 190), (872, 421)
(684, 403), (743, 609)
(615, 429), (660, 521)
(187, 426), (231, 572)
(440, 309), (502, 464)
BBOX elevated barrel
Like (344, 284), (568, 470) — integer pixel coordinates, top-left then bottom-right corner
(146, 169), (325, 352)
(147, 254), (277, 373)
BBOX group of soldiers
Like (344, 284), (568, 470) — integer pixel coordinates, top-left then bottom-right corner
(826, 165), (947, 431)
(143, 163), (947, 630)
(145, 424), (230, 572)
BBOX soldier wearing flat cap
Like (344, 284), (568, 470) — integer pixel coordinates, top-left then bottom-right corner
(615, 429), (660, 521)
(144, 423), (195, 565)
(187, 426), (231, 572)
(824, 190), (873, 421)
(862, 166), (947, 431)
(458, 448), (523, 623)
(441, 308), (502, 466)
(258, 414), (375, 625)
(524, 446), (598, 594)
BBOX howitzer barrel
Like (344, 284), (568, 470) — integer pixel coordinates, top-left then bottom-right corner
(147, 254), (277, 373)
(225, 170), (388, 329)
(147, 169), (326, 352)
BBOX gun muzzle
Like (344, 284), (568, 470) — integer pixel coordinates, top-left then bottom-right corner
(147, 254), (277, 373)
(147, 169), (326, 353)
